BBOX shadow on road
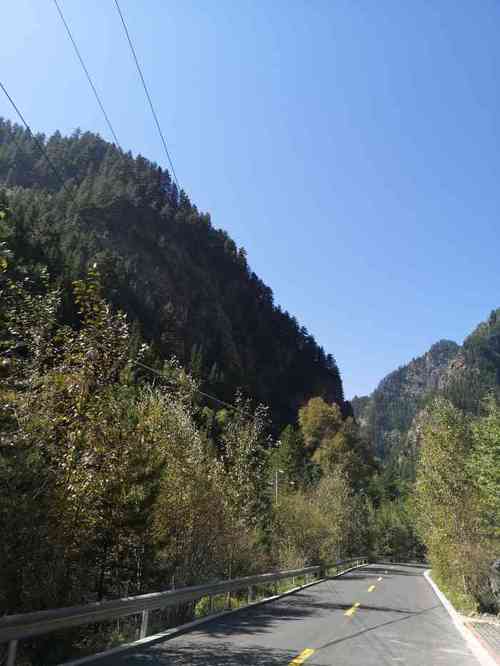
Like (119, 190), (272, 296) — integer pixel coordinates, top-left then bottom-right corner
(97, 642), (299, 665)
(151, 588), (432, 641)
(357, 566), (424, 578)
(336, 571), (381, 581)
(330, 564), (426, 582)
(375, 562), (429, 569)
(93, 569), (441, 665)
(182, 592), (335, 638)
(318, 604), (441, 652)
(96, 602), (442, 665)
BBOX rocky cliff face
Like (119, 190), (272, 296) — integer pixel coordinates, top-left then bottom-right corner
(438, 309), (500, 412)
(352, 340), (460, 459)
(354, 309), (500, 472)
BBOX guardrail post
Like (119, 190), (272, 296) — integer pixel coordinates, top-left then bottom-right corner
(139, 610), (149, 639)
(7, 639), (18, 666)
(0, 565), (338, 651)
(292, 576), (296, 587)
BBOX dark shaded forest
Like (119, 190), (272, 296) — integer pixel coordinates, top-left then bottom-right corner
(0, 117), (346, 431)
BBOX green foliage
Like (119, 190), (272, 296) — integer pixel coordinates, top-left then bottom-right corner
(352, 314), (500, 605)
(298, 397), (343, 452)
(0, 238), (384, 664)
(469, 395), (500, 538)
(0, 117), (346, 431)
(267, 395), (381, 570)
(271, 470), (358, 568)
(413, 398), (497, 612)
(272, 425), (307, 489)
(369, 498), (424, 561)
(298, 396), (376, 491)
(0, 189), (12, 271)
(4, 115), (498, 641)
(0, 254), (271, 662)
(218, 395), (271, 529)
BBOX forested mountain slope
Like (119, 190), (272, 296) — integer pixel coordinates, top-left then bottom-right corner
(0, 118), (345, 428)
(1, 119), (497, 660)
(352, 340), (459, 459)
(353, 311), (500, 467)
(439, 308), (500, 411)
(0, 134), (381, 666)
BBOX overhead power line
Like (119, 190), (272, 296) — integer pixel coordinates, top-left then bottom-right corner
(132, 359), (245, 414)
(0, 79), (69, 192)
(0, 85), (234, 412)
(114, 0), (181, 191)
(53, 0), (121, 149)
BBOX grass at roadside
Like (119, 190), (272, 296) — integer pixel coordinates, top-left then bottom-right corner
(429, 570), (479, 615)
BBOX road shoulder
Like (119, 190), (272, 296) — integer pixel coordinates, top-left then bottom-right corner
(424, 569), (498, 666)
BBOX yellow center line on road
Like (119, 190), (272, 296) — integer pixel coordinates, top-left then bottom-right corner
(289, 648), (315, 664)
(368, 584), (376, 592)
(344, 601), (361, 617)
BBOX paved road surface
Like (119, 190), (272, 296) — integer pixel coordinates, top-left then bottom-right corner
(94, 564), (480, 665)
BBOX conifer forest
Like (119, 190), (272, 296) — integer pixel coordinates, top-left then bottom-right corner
(0, 119), (499, 664)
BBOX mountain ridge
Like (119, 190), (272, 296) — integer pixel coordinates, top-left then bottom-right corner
(352, 311), (500, 468)
(0, 117), (347, 430)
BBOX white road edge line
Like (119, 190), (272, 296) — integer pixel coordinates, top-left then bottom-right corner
(424, 569), (497, 666)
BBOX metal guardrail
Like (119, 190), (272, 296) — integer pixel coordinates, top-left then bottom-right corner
(0, 557), (367, 665)
(371, 556), (430, 567)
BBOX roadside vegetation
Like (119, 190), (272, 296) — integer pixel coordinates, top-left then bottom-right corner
(414, 396), (500, 615)
(1, 119), (499, 663)
(1, 192), (423, 664)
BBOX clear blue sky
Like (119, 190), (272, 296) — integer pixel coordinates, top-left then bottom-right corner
(2, 0), (500, 398)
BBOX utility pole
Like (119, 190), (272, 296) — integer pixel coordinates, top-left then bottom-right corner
(275, 468), (283, 505)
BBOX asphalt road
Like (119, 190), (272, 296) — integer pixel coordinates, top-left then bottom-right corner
(93, 564), (481, 665)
